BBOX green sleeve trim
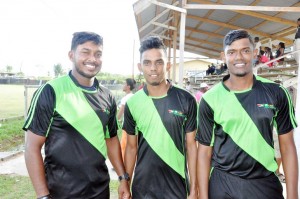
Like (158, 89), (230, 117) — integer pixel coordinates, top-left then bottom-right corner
(49, 76), (107, 158)
(209, 167), (214, 179)
(24, 84), (47, 129)
(127, 90), (185, 178)
(280, 85), (298, 128)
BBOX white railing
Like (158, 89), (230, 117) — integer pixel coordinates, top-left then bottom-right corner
(254, 49), (300, 75)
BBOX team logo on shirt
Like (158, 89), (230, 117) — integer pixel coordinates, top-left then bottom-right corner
(257, 104), (275, 109)
(168, 109), (185, 117)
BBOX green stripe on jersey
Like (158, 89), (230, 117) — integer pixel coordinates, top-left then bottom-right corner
(127, 90), (185, 178)
(24, 84), (47, 129)
(204, 84), (277, 172)
(49, 76), (107, 158)
(257, 76), (297, 128)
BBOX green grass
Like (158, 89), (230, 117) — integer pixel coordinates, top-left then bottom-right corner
(0, 84), (37, 119)
(0, 175), (119, 199)
(0, 119), (24, 151)
(0, 175), (35, 199)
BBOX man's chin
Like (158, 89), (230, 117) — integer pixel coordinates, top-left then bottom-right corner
(148, 81), (161, 86)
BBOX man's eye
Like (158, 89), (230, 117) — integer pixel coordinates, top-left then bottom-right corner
(95, 53), (102, 58)
(156, 61), (163, 66)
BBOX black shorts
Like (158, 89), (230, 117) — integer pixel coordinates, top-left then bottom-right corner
(209, 168), (283, 199)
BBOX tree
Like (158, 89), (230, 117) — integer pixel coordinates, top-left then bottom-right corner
(53, 63), (63, 77)
(6, 65), (13, 72)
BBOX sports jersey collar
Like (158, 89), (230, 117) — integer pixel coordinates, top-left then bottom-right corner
(68, 70), (99, 91)
(221, 74), (258, 92)
(143, 79), (173, 97)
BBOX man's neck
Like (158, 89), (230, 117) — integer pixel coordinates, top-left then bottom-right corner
(147, 80), (170, 97)
(225, 74), (254, 91)
(71, 70), (94, 87)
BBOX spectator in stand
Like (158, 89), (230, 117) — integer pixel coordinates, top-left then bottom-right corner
(195, 83), (209, 103)
(294, 18), (300, 64)
(275, 42), (285, 66)
(254, 37), (262, 52)
(206, 65), (211, 75)
(185, 81), (192, 93)
(254, 37), (262, 65)
(260, 47), (274, 67)
(210, 63), (216, 75)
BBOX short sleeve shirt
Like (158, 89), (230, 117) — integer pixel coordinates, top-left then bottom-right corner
(23, 73), (118, 198)
(196, 75), (297, 179)
(123, 83), (197, 198)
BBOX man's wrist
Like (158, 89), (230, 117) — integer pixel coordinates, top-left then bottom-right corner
(37, 194), (52, 199)
(118, 172), (130, 181)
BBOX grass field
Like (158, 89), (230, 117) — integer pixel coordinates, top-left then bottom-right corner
(0, 174), (119, 199)
(0, 84), (37, 120)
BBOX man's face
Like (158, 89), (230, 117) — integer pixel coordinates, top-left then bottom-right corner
(221, 38), (256, 77)
(138, 48), (170, 86)
(69, 41), (103, 79)
(123, 82), (130, 92)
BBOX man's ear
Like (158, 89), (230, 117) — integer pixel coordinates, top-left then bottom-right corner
(68, 51), (74, 62)
(138, 63), (142, 73)
(166, 62), (171, 72)
(221, 52), (226, 63)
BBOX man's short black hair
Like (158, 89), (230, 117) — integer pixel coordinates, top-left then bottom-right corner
(71, 31), (103, 50)
(297, 18), (300, 21)
(139, 36), (167, 59)
(125, 78), (136, 91)
(223, 29), (254, 50)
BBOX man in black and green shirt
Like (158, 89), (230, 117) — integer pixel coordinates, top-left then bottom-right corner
(197, 29), (298, 199)
(123, 36), (198, 199)
(24, 32), (130, 199)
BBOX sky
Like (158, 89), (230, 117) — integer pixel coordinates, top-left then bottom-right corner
(0, 0), (140, 76)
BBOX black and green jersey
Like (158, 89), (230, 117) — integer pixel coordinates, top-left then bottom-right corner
(196, 74), (297, 179)
(123, 83), (197, 199)
(23, 72), (118, 198)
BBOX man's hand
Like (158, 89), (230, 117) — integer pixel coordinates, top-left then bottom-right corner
(118, 180), (131, 199)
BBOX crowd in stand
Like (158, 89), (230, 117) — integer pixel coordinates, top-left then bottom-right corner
(254, 36), (286, 67)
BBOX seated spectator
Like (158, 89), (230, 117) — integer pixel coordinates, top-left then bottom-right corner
(185, 81), (192, 92)
(210, 63), (216, 74)
(263, 47), (274, 67)
(206, 64), (216, 75)
(206, 65), (211, 76)
(216, 63), (226, 75)
(195, 83), (209, 103)
(275, 42), (285, 66)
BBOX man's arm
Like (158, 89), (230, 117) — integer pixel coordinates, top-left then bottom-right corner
(106, 136), (130, 199)
(24, 130), (49, 197)
(186, 131), (198, 199)
(117, 105), (125, 121)
(279, 131), (298, 199)
(124, 132), (138, 184)
(197, 143), (212, 199)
